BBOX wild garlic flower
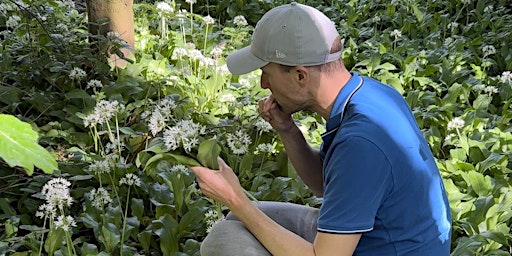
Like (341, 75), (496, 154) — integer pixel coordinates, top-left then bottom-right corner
(484, 5), (493, 13)
(149, 110), (167, 136)
(444, 37), (454, 47)
(216, 64), (230, 75)
(172, 48), (188, 59)
(0, 3), (15, 12)
(484, 86), (499, 95)
(36, 203), (57, 219)
(203, 15), (215, 25)
(105, 139), (126, 154)
(233, 15), (248, 27)
(86, 79), (103, 90)
(88, 159), (111, 174)
(210, 43), (226, 59)
(69, 67), (87, 81)
(390, 29), (402, 39)
(220, 93), (236, 103)
(156, 2), (173, 13)
(83, 100), (124, 127)
(447, 22), (458, 30)
(227, 130), (251, 154)
(170, 164), (190, 175)
(205, 210), (225, 233)
(40, 178), (73, 212)
(163, 120), (206, 151)
(255, 118), (273, 133)
(500, 71), (511, 84)
(185, 0), (197, 4)
(54, 215), (77, 232)
(447, 117), (465, 130)
(200, 57), (216, 67)
(148, 98), (176, 135)
(256, 143), (273, 154)
(88, 188), (112, 209)
(445, 133), (456, 141)
(119, 173), (141, 187)
(482, 45), (496, 57)
(6, 15), (21, 29)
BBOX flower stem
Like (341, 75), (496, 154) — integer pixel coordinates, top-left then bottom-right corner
(120, 186), (131, 256)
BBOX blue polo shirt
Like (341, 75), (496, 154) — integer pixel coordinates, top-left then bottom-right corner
(318, 73), (451, 255)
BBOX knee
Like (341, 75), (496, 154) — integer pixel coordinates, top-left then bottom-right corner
(200, 220), (271, 256)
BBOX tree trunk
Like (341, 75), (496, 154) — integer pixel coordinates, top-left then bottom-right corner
(86, 0), (135, 67)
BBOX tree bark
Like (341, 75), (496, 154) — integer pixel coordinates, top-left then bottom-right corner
(86, 0), (135, 67)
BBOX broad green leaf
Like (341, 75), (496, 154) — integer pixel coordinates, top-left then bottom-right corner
(197, 139), (221, 169)
(477, 153), (506, 173)
(461, 171), (493, 197)
(81, 243), (99, 256)
(131, 198), (144, 221)
(137, 230), (152, 252)
(44, 228), (65, 255)
(0, 114), (58, 175)
(99, 223), (120, 253)
(153, 214), (179, 255)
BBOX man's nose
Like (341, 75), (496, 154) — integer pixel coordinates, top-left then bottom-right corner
(260, 76), (270, 89)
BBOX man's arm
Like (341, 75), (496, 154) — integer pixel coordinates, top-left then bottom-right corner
(190, 158), (361, 256)
(259, 96), (324, 196)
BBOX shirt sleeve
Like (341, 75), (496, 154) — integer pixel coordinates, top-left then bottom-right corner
(317, 136), (393, 234)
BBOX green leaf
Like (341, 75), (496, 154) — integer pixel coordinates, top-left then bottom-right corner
(44, 228), (65, 255)
(153, 214), (179, 255)
(99, 223), (120, 253)
(461, 171), (493, 197)
(0, 114), (58, 175)
(137, 230), (153, 252)
(197, 139), (221, 169)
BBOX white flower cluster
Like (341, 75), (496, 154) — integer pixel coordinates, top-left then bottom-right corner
(170, 164), (190, 175)
(0, 3), (15, 12)
(6, 15), (21, 29)
(119, 173), (142, 187)
(88, 187), (112, 209)
(205, 210), (225, 233)
(148, 98), (177, 135)
(256, 143), (273, 154)
(185, 0), (197, 4)
(88, 159), (112, 174)
(447, 117), (465, 130)
(210, 43), (226, 59)
(483, 86), (499, 95)
(36, 178), (77, 232)
(233, 15), (248, 27)
(255, 119), (273, 133)
(482, 45), (496, 57)
(163, 120), (206, 151)
(156, 2), (173, 13)
(172, 43), (217, 67)
(69, 67), (87, 81)
(500, 71), (511, 84)
(226, 130), (252, 154)
(83, 100), (124, 128)
(86, 79), (103, 90)
(55, 215), (77, 231)
(203, 15), (215, 25)
(390, 29), (402, 39)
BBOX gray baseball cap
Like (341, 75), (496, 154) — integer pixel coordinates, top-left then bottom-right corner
(226, 2), (342, 75)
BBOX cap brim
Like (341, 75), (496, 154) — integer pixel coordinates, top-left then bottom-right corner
(226, 45), (268, 75)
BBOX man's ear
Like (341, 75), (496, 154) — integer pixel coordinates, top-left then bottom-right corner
(294, 66), (309, 85)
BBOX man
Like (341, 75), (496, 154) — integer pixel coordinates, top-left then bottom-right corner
(190, 2), (452, 255)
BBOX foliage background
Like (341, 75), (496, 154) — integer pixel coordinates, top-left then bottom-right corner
(0, 0), (511, 255)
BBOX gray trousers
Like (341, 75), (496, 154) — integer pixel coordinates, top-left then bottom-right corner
(200, 201), (319, 256)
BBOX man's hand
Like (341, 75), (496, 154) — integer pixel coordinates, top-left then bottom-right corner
(258, 95), (295, 133)
(189, 157), (248, 208)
